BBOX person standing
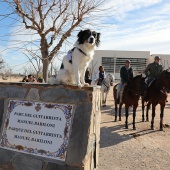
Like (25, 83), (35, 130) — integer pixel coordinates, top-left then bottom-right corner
(85, 68), (92, 85)
(96, 66), (106, 85)
(117, 60), (133, 103)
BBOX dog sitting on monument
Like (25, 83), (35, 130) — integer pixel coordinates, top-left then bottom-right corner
(55, 29), (100, 87)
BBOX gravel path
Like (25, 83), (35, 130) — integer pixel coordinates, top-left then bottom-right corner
(99, 87), (170, 170)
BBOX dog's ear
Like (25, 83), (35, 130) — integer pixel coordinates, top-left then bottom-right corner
(96, 33), (101, 47)
(77, 30), (85, 44)
(77, 30), (83, 38)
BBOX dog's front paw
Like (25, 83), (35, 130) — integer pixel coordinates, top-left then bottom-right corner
(83, 83), (89, 86)
(77, 83), (83, 88)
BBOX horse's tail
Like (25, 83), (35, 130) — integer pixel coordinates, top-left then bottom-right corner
(113, 83), (119, 99)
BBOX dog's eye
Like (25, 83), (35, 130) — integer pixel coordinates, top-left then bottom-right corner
(86, 30), (91, 36)
(92, 32), (97, 37)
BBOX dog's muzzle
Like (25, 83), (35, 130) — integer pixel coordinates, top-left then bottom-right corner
(88, 37), (94, 44)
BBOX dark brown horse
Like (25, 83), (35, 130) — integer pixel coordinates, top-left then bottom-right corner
(113, 74), (146, 129)
(141, 70), (170, 130)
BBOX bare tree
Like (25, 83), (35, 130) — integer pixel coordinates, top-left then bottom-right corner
(0, 57), (5, 70)
(2, 0), (110, 82)
(23, 51), (42, 78)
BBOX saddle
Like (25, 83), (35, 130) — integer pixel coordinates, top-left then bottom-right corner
(115, 83), (125, 103)
(148, 78), (155, 87)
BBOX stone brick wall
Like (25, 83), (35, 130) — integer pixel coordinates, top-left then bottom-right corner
(0, 83), (101, 170)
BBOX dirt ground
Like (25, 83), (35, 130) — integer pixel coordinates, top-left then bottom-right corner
(0, 76), (23, 83)
(99, 87), (170, 170)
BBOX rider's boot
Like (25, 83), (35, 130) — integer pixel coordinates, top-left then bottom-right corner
(120, 90), (123, 103)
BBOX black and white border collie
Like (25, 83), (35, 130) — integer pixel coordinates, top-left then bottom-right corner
(56, 29), (100, 87)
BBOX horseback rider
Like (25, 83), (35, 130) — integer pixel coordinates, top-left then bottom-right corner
(117, 60), (133, 103)
(144, 56), (162, 84)
(96, 65), (106, 85)
(144, 56), (163, 100)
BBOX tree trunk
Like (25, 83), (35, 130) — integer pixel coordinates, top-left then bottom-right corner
(40, 35), (50, 83)
(42, 60), (50, 82)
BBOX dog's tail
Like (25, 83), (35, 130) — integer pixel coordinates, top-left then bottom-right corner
(47, 77), (56, 85)
(55, 69), (69, 85)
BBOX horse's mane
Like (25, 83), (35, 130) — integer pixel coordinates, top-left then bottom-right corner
(126, 74), (142, 88)
(149, 70), (170, 88)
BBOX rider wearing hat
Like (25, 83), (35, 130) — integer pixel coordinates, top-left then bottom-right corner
(144, 56), (162, 81)
(144, 56), (163, 100)
(117, 59), (133, 103)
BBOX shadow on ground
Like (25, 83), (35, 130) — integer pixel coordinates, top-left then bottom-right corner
(100, 102), (162, 148)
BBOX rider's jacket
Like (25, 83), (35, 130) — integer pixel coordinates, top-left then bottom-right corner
(144, 62), (163, 79)
(120, 66), (133, 84)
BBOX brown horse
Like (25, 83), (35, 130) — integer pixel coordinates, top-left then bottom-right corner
(113, 74), (146, 129)
(141, 70), (170, 130)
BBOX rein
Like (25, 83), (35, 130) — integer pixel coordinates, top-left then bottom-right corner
(103, 79), (110, 91)
(103, 80), (109, 91)
(151, 77), (166, 94)
(127, 87), (140, 96)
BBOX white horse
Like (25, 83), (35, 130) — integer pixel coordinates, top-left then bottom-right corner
(101, 74), (114, 107)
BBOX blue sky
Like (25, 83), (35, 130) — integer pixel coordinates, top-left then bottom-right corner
(99, 0), (170, 52)
(0, 0), (170, 73)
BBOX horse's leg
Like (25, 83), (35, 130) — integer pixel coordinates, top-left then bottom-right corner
(142, 98), (145, 122)
(102, 89), (105, 107)
(125, 104), (129, 129)
(160, 103), (165, 131)
(102, 91), (107, 107)
(102, 90), (104, 104)
(114, 87), (118, 121)
(146, 102), (151, 122)
(151, 103), (156, 130)
(105, 91), (108, 105)
(115, 100), (118, 121)
(118, 102), (123, 121)
(133, 104), (137, 130)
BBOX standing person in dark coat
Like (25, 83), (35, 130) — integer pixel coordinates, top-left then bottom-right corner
(85, 68), (92, 85)
(117, 60), (133, 103)
(96, 66), (106, 85)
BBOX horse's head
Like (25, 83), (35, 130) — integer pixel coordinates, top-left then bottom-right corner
(159, 70), (170, 89)
(106, 74), (114, 86)
(128, 74), (146, 96)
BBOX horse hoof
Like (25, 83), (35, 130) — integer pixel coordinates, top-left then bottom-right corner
(114, 119), (117, 122)
(125, 126), (128, 129)
(142, 119), (144, 122)
(151, 127), (154, 130)
(133, 127), (136, 130)
(102, 105), (106, 107)
(160, 127), (163, 131)
(119, 118), (121, 121)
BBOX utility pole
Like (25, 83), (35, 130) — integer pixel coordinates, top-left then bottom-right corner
(114, 55), (117, 82)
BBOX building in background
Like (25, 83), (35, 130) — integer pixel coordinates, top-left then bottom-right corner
(89, 50), (150, 82)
